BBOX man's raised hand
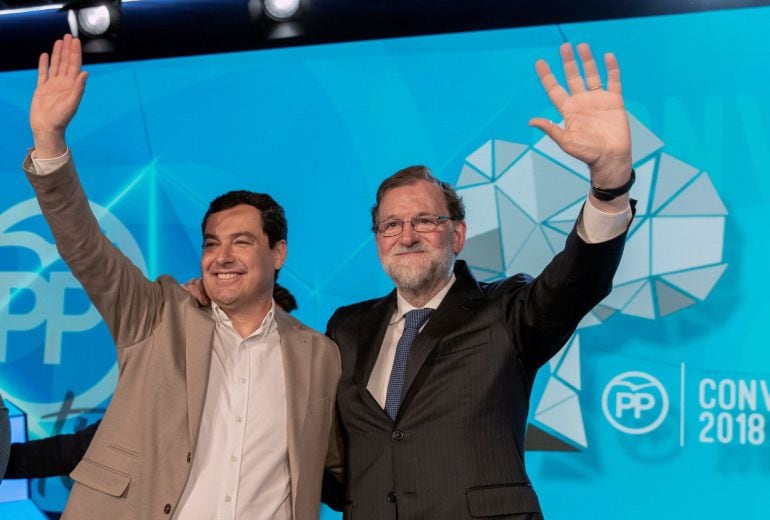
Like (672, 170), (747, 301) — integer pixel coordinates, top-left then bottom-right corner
(30, 35), (88, 158)
(529, 43), (632, 202)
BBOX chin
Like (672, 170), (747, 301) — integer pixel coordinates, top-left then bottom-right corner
(387, 265), (431, 290)
(387, 254), (454, 292)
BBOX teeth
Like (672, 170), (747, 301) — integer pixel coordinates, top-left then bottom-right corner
(217, 273), (238, 280)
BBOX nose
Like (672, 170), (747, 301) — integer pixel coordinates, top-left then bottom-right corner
(216, 243), (234, 264)
(399, 220), (419, 245)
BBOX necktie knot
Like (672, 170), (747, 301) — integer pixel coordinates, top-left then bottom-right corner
(404, 308), (434, 331)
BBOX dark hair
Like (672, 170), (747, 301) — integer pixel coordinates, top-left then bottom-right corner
(201, 190), (287, 248)
(273, 283), (298, 313)
(370, 165), (465, 232)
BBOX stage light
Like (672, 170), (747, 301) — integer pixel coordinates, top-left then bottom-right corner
(264, 0), (300, 21)
(65, 0), (121, 53)
(77, 5), (112, 36)
(248, 0), (308, 39)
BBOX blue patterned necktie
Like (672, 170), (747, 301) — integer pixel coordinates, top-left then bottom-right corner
(384, 308), (434, 420)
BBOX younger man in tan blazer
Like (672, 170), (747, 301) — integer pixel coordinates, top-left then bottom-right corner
(23, 35), (341, 520)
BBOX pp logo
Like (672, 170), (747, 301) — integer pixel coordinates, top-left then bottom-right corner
(0, 197), (146, 436)
(602, 371), (669, 435)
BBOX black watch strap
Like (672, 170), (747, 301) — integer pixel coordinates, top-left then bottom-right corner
(591, 169), (635, 201)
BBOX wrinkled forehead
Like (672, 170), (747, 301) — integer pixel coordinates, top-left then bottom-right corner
(378, 180), (449, 220)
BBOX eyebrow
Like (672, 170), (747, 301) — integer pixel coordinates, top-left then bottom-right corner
(381, 211), (438, 221)
(203, 231), (259, 241)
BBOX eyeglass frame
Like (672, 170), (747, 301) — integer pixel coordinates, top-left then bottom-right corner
(374, 214), (454, 237)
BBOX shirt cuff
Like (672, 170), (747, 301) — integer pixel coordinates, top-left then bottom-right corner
(576, 197), (632, 244)
(30, 148), (70, 176)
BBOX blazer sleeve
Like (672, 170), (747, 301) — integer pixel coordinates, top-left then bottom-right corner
(23, 153), (164, 348)
(4, 421), (100, 479)
(503, 215), (631, 371)
(321, 402), (345, 511)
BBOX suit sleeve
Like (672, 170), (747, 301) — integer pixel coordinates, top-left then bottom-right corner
(22, 153), (163, 348)
(321, 400), (345, 511)
(321, 309), (347, 511)
(4, 421), (99, 479)
(504, 208), (632, 370)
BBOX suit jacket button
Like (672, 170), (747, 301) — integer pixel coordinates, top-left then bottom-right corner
(387, 492), (397, 503)
(392, 430), (404, 441)
(187, 452), (192, 463)
(163, 504), (171, 514)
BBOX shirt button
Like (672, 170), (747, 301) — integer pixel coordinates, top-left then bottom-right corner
(225, 495), (232, 503)
(239, 377), (246, 384)
(387, 492), (397, 503)
(235, 416), (243, 423)
(392, 430), (404, 441)
(230, 455), (238, 462)
(163, 504), (171, 514)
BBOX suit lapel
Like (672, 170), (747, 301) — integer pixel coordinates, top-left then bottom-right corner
(353, 292), (396, 389)
(400, 262), (483, 409)
(184, 303), (215, 451)
(275, 309), (311, 517)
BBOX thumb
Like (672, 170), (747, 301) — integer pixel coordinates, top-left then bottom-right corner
(529, 117), (565, 146)
(77, 70), (89, 88)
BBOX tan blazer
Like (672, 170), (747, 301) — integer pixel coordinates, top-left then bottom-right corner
(24, 154), (342, 520)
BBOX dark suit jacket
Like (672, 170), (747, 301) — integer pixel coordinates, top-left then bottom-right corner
(4, 421), (99, 480)
(326, 224), (628, 520)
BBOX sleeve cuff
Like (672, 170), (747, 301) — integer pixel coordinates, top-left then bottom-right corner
(30, 148), (70, 176)
(577, 196), (632, 244)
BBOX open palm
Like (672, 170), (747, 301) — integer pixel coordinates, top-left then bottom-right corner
(30, 35), (88, 142)
(530, 43), (631, 187)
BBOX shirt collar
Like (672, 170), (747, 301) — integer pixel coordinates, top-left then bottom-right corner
(391, 273), (456, 325)
(211, 299), (276, 339)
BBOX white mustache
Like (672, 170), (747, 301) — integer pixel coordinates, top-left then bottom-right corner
(389, 244), (430, 256)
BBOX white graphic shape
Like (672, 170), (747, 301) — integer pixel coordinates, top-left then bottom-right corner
(602, 371), (670, 435)
(0, 197), (147, 437)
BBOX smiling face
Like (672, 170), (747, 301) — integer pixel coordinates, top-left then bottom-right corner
(201, 204), (286, 315)
(375, 180), (466, 301)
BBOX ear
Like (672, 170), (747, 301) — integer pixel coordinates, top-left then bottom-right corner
(452, 220), (466, 255)
(272, 240), (288, 270)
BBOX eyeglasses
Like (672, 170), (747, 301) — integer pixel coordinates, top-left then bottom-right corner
(376, 215), (452, 237)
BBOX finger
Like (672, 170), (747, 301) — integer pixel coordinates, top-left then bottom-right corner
(66, 37), (83, 78)
(577, 43), (602, 91)
(183, 278), (210, 304)
(37, 53), (49, 86)
(59, 34), (72, 77)
(49, 39), (63, 77)
(560, 42), (586, 94)
(529, 117), (566, 145)
(76, 71), (88, 93)
(605, 52), (622, 94)
(535, 59), (568, 108)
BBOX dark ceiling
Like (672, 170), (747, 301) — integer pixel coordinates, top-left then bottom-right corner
(1, 0), (767, 71)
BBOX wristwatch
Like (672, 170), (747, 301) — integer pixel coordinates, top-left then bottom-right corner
(591, 169), (635, 201)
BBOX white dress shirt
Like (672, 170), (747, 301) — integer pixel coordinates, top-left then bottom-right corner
(174, 300), (290, 520)
(367, 276), (456, 408)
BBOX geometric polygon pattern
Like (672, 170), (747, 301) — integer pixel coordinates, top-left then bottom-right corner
(533, 334), (587, 447)
(455, 112), (728, 448)
(601, 135), (728, 319)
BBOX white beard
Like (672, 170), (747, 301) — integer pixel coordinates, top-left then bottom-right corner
(382, 243), (455, 296)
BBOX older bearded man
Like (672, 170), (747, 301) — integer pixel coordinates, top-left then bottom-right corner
(325, 42), (635, 520)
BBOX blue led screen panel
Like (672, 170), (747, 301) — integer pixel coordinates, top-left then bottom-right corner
(0, 6), (768, 518)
